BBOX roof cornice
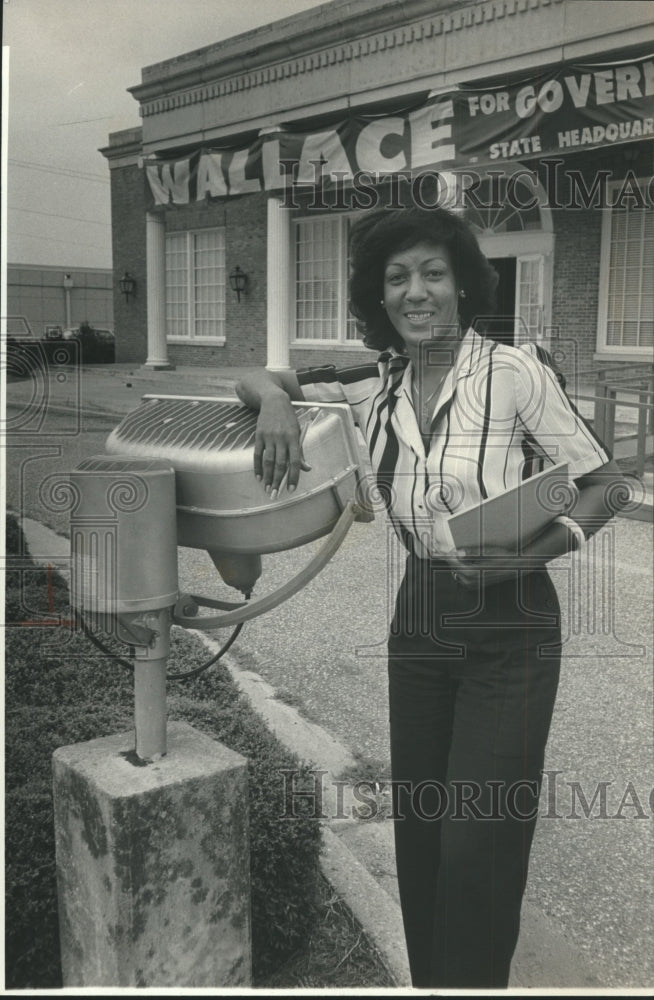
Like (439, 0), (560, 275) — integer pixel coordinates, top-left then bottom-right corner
(129, 0), (482, 106)
(99, 126), (144, 167)
(124, 0), (654, 151)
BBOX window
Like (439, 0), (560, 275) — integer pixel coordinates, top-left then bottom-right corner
(462, 174), (543, 235)
(599, 182), (653, 354)
(516, 256), (544, 340)
(165, 228), (226, 341)
(294, 215), (360, 344)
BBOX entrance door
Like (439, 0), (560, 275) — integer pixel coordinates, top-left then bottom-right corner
(515, 255), (545, 342)
(461, 165), (554, 348)
(486, 257), (517, 346)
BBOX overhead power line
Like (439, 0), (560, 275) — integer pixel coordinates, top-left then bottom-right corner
(9, 159), (109, 184)
(51, 116), (114, 127)
(10, 206), (111, 227)
(11, 231), (111, 251)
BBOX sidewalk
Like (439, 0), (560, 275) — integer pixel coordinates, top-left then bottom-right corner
(6, 358), (652, 508)
(7, 361), (653, 990)
(6, 360), (255, 420)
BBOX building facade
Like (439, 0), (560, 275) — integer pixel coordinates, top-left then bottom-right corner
(7, 264), (113, 339)
(101, 0), (654, 378)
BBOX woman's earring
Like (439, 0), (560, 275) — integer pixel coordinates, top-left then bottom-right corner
(380, 299), (385, 308)
(459, 289), (466, 299)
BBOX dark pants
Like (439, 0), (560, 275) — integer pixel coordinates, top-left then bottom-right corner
(388, 556), (561, 989)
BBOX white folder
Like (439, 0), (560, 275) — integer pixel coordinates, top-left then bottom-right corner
(447, 462), (572, 553)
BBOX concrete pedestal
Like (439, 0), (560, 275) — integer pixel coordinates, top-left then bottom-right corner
(53, 721), (251, 987)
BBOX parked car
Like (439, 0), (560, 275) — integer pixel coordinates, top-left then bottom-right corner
(6, 316), (42, 379)
(60, 324), (115, 363)
(44, 325), (64, 340)
(6, 316), (36, 342)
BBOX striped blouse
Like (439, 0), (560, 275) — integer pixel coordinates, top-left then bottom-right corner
(296, 328), (610, 558)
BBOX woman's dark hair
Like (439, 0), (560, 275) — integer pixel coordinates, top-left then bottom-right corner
(348, 206), (498, 352)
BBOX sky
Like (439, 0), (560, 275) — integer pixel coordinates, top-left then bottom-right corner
(3, 0), (327, 269)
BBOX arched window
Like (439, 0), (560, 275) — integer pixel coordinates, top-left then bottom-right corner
(451, 167), (554, 344)
(462, 174), (544, 235)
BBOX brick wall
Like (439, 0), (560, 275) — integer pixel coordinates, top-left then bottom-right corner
(109, 171), (269, 368)
(130, 187), (372, 373)
(545, 143), (650, 378)
(165, 193), (268, 371)
(550, 206), (603, 378)
(110, 163), (147, 363)
(111, 142), (652, 375)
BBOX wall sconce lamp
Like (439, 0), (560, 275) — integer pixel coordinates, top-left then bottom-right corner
(119, 272), (137, 303)
(229, 266), (248, 303)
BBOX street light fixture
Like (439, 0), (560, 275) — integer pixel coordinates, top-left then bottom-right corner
(119, 272), (137, 302)
(229, 266), (248, 303)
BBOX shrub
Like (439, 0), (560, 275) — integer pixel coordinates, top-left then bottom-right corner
(4, 514), (322, 987)
(74, 321), (115, 364)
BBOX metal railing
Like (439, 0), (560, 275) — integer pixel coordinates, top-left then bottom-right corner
(567, 364), (653, 519)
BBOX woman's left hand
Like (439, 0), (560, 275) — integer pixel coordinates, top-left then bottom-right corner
(444, 546), (543, 588)
(442, 460), (631, 590)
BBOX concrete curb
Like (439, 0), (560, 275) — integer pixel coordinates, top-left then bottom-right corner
(16, 516), (607, 992)
(16, 515), (410, 988)
(189, 641), (358, 780)
(185, 634), (413, 987)
(320, 827), (411, 987)
(14, 454), (644, 988)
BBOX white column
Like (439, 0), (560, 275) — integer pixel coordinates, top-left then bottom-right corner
(266, 196), (292, 371)
(144, 211), (173, 370)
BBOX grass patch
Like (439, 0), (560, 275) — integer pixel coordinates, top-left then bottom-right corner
(274, 686), (306, 710)
(265, 874), (394, 989)
(4, 513), (392, 989)
(338, 751), (392, 785)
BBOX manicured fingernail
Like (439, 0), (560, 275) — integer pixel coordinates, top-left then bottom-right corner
(270, 488), (278, 500)
(255, 474), (262, 481)
(265, 484), (271, 494)
(288, 484), (296, 493)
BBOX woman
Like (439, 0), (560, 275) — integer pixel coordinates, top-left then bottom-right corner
(236, 206), (627, 989)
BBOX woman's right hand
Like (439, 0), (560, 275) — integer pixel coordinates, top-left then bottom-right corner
(254, 391), (311, 498)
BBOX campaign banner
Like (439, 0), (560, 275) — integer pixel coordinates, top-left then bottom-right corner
(145, 53), (654, 206)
